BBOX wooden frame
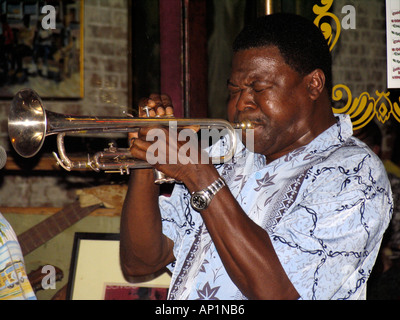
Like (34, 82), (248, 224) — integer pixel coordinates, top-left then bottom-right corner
(158, 0), (207, 118)
(66, 232), (171, 300)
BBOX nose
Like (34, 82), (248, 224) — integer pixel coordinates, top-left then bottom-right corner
(234, 89), (257, 112)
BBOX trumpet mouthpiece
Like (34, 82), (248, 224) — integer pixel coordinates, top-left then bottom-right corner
(233, 120), (253, 129)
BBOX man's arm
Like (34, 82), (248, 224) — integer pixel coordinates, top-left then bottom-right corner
(120, 94), (176, 280)
(119, 168), (175, 280)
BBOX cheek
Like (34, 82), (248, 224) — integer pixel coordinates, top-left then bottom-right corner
(253, 90), (280, 113)
(256, 91), (298, 124)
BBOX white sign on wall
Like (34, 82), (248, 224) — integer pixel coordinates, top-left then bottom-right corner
(387, 0), (400, 88)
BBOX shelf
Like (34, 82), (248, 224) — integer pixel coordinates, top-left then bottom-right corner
(4, 156), (61, 171)
(0, 206), (120, 217)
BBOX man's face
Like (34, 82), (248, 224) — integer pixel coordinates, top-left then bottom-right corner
(227, 46), (314, 162)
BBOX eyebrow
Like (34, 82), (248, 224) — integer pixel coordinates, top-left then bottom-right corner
(227, 79), (270, 88)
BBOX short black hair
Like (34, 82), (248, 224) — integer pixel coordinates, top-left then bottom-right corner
(233, 13), (332, 95)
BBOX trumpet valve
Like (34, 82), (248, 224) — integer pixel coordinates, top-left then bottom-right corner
(106, 142), (118, 153)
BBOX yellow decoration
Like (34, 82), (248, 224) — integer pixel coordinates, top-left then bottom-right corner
(313, 0), (341, 52)
(332, 84), (400, 130)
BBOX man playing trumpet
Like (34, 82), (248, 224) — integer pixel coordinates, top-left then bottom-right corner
(119, 13), (393, 300)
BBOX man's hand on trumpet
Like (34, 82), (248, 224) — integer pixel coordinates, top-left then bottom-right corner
(128, 94), (217, 190)
(138, 93), (174, 118)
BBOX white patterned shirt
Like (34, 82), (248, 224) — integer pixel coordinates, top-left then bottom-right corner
(159, 114), (393, 300)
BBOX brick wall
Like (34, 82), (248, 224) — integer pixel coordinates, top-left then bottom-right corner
(0, 0), (129, 207)
(332, 0), (387, 95)
(83, 0), (129, 116)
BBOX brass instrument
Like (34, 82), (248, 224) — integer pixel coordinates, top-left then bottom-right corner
(8, 89), (250, 182)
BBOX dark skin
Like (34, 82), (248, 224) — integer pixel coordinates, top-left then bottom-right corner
(119, 45), (337, 299)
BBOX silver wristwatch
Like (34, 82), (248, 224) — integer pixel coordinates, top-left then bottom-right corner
(190, 177), (226, 211)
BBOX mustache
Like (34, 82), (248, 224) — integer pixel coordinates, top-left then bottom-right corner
(234, 114), (267, 125)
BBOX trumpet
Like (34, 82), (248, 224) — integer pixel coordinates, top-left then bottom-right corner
(8, 89), (251, 182)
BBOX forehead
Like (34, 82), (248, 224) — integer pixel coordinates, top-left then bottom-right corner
(230, 46), (293, 79)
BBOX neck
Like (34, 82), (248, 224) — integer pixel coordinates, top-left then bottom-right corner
(264, 100), (337, 164)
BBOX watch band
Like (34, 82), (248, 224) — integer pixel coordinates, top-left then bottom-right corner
(207, 177), (226, 194)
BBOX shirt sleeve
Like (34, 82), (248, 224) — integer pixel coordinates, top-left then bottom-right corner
(0, 213), (36, 300)
(270, 153), (393, 300)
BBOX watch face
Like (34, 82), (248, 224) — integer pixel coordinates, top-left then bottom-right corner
(193, 195), (206, 208)
(191, 193), (209, 210)
(190, 178), (225, 211)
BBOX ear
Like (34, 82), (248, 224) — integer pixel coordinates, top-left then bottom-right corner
(305, 69), (326, 101)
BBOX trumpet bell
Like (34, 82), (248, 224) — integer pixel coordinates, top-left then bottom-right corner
(8, 88), (47, 158)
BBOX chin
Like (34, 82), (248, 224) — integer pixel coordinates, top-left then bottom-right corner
(238, 125), (269, 153)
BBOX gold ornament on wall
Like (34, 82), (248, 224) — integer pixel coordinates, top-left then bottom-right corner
(332, 84), (400, 130)
(313, 0), (341, 52)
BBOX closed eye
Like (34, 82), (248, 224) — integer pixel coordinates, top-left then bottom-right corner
(251, 81), (273, 92)
(227, 81), (240, 95)
(227, 80), (273, 95)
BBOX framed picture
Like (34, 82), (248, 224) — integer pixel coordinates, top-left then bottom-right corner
(0, 0), (84, 98)
(66, 232), (171, 300)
